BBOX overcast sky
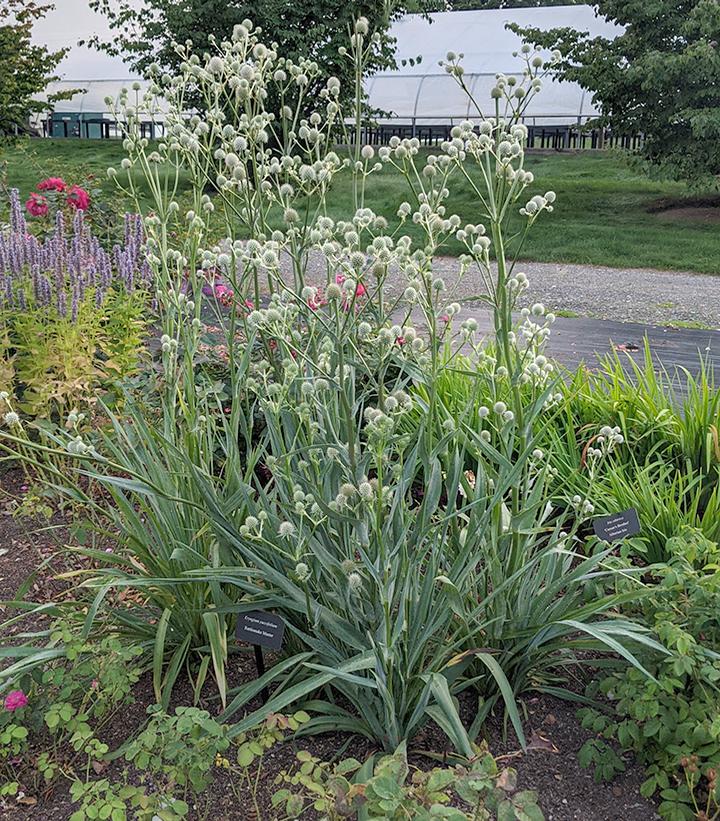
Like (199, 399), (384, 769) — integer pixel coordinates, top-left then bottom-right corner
(33, 0), (139, 80)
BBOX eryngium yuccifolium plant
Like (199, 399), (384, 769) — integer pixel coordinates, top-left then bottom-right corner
(11, 16), (660, 748)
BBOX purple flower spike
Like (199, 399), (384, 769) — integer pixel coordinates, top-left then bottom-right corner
(2, 191), (151, 319)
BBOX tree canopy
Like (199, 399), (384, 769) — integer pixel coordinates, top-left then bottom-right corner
(87, 0), (437, 112)
(514, 0), (720, 185)
(407, 1), (581, 9)
(0, 0), (77, 135)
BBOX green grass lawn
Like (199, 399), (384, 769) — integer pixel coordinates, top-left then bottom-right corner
(2, 138), (719, 273)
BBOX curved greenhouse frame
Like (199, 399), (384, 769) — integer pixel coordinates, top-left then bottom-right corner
(369, 5), (621, 127)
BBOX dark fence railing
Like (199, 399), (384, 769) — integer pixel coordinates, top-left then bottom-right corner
(42, 115), (165, 140)
(39, 113), (643, 153)
(356, 123), (644, 151)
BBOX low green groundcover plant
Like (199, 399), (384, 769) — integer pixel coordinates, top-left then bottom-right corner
(577, 527), (720, 820)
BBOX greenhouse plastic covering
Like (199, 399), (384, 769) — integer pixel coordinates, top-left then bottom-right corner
(368, 5), (622, 126)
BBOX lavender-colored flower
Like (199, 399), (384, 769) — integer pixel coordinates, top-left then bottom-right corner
(9, 189), (25, 234)
(1, 190), (151, 321)
(71, 284), (80, 323)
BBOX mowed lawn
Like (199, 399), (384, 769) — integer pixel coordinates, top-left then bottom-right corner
(2, 138), (719, 274)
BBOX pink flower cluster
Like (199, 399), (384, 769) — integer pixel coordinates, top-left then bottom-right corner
(201, 270), (256, 310)
(4, 690), (28, 711)
(25, 178), (90, 219)
(302, 275), (368, 313)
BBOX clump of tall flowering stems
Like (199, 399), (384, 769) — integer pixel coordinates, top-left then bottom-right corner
(1, 15), (659, 751)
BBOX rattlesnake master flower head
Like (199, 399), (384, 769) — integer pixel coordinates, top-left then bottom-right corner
(294, 562), (311, 582)
(279, 521), (296, 538)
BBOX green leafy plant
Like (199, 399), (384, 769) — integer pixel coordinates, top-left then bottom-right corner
(0, 621), (142, 797)
(68, 778), (190, 821)
(273, 740), (544, 820)
(124, 705), (230, 795)
(577, 528), (720, 819)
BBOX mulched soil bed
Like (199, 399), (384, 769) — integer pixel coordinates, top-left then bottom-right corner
(0, 467), (659, 820)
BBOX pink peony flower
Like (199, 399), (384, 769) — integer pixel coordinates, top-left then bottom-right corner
(37, 177), (67, 192)
(66, 185), (90, 211)
(4, 690), (28, 711)
(25, 193), (49, 217)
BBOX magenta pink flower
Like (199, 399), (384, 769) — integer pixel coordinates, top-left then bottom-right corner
(37, 177), (67, 192)
(66, 185), (90, 211)
(25, 192), (49, 217)
(215, 284), (235, 306)
(4, 690), (28, 711)
(335, 273), (366, 312)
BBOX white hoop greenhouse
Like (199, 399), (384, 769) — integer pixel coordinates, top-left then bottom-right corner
(34, 2), (621, 136)
(369, 5), (622, 127)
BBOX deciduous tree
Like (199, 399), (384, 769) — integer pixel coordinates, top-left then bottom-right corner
(514, 0), (720, 185)
(87, 0), (434, 112)
(0, 0), (77, 135)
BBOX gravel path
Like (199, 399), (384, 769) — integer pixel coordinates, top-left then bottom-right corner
(290, 252), (719, 328)
(383, 259), (720, 329)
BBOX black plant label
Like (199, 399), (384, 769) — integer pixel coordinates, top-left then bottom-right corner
(593, 509), (641, 543)
(236, 610), (285, 651)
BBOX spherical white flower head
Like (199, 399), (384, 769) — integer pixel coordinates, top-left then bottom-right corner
(493, 401), (507, 415)
(358, 481), (374, 500)
(207, 56), (224, 74)
(295, 562), (311, 582)
(3, 411), (19, 426)
(279, 521), (296, 537)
